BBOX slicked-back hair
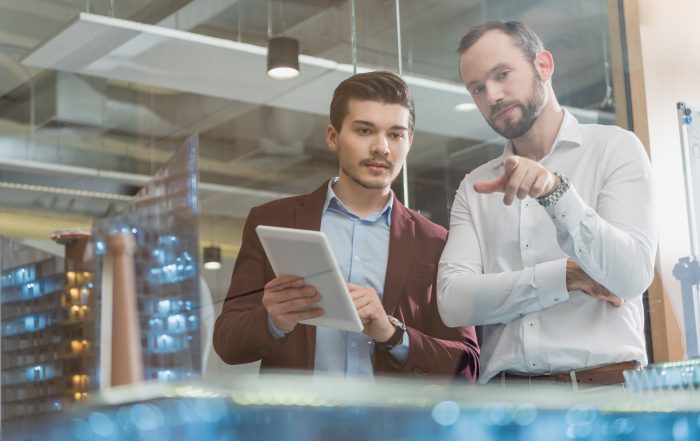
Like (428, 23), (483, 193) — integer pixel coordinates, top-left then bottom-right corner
(329, 71), (415, 134)
(457, 20), (544, 62)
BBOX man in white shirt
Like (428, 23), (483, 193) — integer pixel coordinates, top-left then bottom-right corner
(437, 20), (657, 386)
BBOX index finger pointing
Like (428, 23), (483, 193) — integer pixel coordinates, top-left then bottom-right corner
(473, 174), (507, 194)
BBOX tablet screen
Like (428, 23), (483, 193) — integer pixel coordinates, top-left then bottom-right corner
(255, 225), (363, 333)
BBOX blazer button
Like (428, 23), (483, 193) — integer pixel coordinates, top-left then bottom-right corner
(412, 367), (426, 376)
(259, 347), (271, 356)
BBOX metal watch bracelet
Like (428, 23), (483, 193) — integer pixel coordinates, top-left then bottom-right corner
(537, 172), (570, 207)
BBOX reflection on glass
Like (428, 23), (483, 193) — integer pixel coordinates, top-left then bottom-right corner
(0, 1), (621, 219)
(0, 0), (631, 397)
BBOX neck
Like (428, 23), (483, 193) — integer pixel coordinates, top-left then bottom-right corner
(332, 175), (392, 218)
(510, 95), (564, 161)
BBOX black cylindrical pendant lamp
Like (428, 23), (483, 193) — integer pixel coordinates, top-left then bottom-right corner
(267, 36), (300, 80)
(203, 245), (222, 270)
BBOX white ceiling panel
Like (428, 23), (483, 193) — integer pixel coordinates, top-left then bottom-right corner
(21, 12), (499, 140)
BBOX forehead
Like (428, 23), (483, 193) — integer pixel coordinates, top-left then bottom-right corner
(459, 30), (528, 80)
(343, 99), (410, 126)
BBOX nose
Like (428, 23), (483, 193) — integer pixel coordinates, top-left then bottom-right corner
(486, 82), (505, 105)
(370, 134), (390, 157)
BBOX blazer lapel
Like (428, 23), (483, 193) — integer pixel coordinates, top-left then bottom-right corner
(382, 196), (415, 315)
(293, 181), (329, 369)
(294, 182), (327, 231)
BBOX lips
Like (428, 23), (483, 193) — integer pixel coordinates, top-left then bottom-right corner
(366, 162), (390, 169)
(494, 105), (516, 120)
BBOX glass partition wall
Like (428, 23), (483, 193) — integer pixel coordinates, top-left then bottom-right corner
(0, 0), (624, 385)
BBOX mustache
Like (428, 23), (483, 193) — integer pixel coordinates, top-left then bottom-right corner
(360, 157), (393, 168)
(490, 101), (520, 118)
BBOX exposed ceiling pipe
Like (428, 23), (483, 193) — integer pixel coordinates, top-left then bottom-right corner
(157, 0), (243, 31)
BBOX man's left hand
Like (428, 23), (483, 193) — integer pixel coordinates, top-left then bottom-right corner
(474, 156), (559, 205)
(348, 283), (395, 342)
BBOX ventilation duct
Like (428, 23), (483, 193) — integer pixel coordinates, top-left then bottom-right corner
(33, 72), (107, 133)
(259, 106), (317, 156)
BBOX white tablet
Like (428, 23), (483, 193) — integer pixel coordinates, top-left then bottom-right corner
(255, 225), (364, 333)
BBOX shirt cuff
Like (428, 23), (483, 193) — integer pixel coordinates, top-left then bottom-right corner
(387, 330), (410, 363)
(544, 184), (588, 232)
(267, 316), (289, 340)
(534, 258), (569, 308)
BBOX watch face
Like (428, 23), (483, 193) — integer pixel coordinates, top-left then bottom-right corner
(387, 315), (405, 330)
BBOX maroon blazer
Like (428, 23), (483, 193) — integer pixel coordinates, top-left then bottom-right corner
(213, 182), (479, 381)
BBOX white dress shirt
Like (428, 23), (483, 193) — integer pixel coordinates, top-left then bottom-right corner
(437, 110), (657, 383)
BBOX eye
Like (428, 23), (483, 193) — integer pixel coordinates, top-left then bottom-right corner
(495, 70), (510, 80)
(389, 132), (405, 140)
(471, 85), (484, 96)
(356, 127), (371, 135)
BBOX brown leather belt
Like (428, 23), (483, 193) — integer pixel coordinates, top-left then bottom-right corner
(496, 361), (640, 386)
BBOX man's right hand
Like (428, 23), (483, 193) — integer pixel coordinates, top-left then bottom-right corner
(473, 156), (559, 205)
(566, 259), (624, 307)
(262, 274), (323, 333)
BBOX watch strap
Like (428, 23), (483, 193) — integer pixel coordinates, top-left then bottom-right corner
(537, 172), (570, 207)
(376, 316), (406, 351)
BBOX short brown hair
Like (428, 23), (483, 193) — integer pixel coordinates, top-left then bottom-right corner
(457, 20), (544, 62)
(329, 71), (415, 134)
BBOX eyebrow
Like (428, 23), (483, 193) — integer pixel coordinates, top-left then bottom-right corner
(465, 62), (512, 89)
(352, 120), (409, 131)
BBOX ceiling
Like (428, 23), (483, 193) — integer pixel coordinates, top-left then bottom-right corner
(0, 0), (616, 251)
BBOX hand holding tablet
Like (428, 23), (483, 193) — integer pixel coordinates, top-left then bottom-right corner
(261, 275), (324, 333)
(255, 225), (364, 333)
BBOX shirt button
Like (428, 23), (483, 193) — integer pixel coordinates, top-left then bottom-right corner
(354, 256), (361, 261)
(350, 341), (357, 348)
(529, 322), (534, 328)
(524, 242), (530, 248)
(561, 213), (567, 219)
(554, 298), (559, 302)
(532, 362), (536, 367)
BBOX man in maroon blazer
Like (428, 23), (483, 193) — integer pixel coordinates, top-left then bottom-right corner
(213, 71), (479, 381)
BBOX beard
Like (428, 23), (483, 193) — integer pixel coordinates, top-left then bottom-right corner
(487, 74), (546, 139)
(339, 154), (395, 190)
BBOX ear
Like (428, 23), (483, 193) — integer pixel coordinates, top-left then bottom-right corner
(326, 124), (339, 152)
(533, 50), (554, 82)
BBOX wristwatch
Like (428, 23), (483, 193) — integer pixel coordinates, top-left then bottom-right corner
(375, 316), (406, 351)
(537, 172), (570, 207)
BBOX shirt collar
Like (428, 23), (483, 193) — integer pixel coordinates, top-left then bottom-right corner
(493, 108), (583, 169)
(323, 177), (393, 226)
